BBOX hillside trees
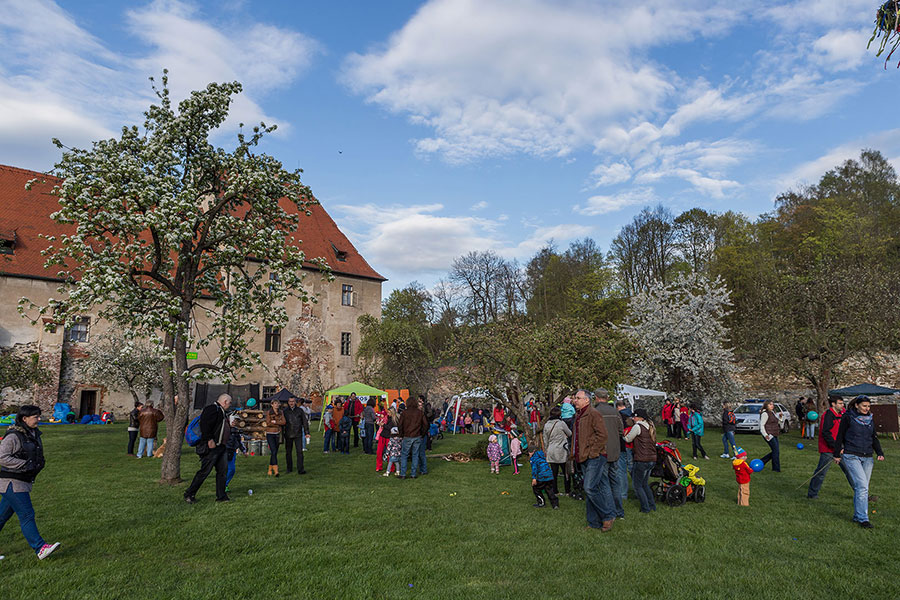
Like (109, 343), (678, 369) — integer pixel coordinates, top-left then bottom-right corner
(22, 73), (319, 483)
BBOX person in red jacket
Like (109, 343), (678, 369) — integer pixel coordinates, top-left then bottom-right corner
(807, 396), (853, 499)
(732, 447), (753, 506)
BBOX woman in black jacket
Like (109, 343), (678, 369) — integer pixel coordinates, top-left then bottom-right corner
(833, 396), (885, 529)
(0, 405), (60, 559)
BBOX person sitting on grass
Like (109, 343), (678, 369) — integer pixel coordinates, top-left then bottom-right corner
(487, 435), (502, 474)
(529, 446), (558, 509)
(732, 448), (752, 506)
(0, 405), (60, 560)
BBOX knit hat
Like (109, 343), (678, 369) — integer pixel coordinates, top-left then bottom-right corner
(489, 434), (497, 443)
(734, 447), (747, 460)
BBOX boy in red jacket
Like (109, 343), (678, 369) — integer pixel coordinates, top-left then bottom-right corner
(732, 447), (752, 506)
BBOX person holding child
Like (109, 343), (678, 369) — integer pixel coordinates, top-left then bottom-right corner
(529, 446), (558, 508)
(623, 408), (657, 513)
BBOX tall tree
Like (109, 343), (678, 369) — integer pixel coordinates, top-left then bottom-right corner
(22, 73), (318, 484)
(609, 205), (676, 295)
(450, 251), (524, 324)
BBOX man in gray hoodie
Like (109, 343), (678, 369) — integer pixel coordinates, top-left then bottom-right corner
(594, 389), (625, 520)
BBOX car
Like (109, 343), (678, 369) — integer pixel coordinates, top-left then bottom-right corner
(733, 401), (792, 433)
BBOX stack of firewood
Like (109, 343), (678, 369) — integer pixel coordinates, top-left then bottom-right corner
(235, 410), (268, 440)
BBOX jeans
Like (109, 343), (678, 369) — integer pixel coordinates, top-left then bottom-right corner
(602, 456), (625, 518)
(761, 436), (781, 471)
(137, 437), (155, 458)
(284, 436), (304, 473)
(266, 433), (280, 466)
(580, 456), (613, 528)
(418, 435), (428, 474)
(363, 423), (375, 454)
(617, 449), (632, 500)
(323, 429), (334, 452)
(842, 454), (874, 523)
(691, 433), (707, 459)
(0, 484), (45, 551)
(400, 437), (421, 477)
(127, 430), (138, 454)
(632, 461), (656, 512)
(807, 452), (852, 498)
(226, 452), (236, 487)
(722, 431), (737, 456)
(184, 445), (228, 500)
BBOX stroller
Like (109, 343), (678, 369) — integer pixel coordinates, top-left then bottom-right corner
(650, 440), (706, 506)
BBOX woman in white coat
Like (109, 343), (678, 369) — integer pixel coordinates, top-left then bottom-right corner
(541, 406), (573, 497)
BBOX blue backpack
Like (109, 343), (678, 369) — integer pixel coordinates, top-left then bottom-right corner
(185, 414), (203, 447)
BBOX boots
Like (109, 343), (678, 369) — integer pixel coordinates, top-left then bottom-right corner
(273, 464), (279, 477)
(267, 465), (274, 476)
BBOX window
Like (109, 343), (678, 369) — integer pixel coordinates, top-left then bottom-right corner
(65, 316), (90, 343)
(340, 332), (351, 356)
(342, 284), (353, 306)
(0, 239), (13, 255)
(262, 386), (277, 400)
(264, 325), (281, 353)
(331, 242), (348, 262)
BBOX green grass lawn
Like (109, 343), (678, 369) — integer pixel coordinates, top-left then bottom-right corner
(3, 423), (899, 599)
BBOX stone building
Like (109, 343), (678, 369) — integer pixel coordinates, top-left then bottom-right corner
(0, 164), (384, 417)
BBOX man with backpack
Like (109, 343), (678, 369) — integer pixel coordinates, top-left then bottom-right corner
(184, 394), (232, 504)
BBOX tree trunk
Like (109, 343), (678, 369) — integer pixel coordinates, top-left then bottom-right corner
(159, 326), (189, 485)
(814, 365), (832, 416)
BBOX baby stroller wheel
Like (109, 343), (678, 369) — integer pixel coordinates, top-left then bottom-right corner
(665, 484), (687, 507)
(649, 481), (660, 498)
(692, 485), (706, 503)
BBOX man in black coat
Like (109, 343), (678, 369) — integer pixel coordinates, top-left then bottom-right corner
(282, 396), (310, 475)
(184, 393), (232, 504)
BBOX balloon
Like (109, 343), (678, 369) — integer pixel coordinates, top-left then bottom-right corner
(750, 459), (764, 472)
(247, 398), (258, 407)
(807, 410), (818, 421)
(796, 442), (804, 449)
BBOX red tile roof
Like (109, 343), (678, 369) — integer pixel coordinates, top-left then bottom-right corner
(0, 164), (385, 282)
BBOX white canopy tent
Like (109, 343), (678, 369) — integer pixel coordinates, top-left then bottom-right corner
(616, 384), (667, 410)
(447, 388), (497, 434)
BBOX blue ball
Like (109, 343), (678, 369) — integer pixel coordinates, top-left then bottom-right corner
(796, 442), (804, 450)
(750, 459), (764, 472)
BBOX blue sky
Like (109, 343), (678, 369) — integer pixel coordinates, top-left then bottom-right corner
(2, 0), (898, 295)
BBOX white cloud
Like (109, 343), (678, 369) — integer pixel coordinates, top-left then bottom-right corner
(0, 0), (319, 169)
(575, 188), (656, 216)
(811, 29), (870, 71)
(471, 200), (488, 211)
(764, 0), (872, 30)
(591, 162), (633, 187)
(333, 202), (589, 277)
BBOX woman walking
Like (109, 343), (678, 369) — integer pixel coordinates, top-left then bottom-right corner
(265, 399), (286, 477)
(541, 407), (572, 497)
(624, 409), (657, 513)
(688, 404), (709, 460)
(0, 405), (60, 559)
(758, 399), (782, 472)
(833, 396), (885, 528)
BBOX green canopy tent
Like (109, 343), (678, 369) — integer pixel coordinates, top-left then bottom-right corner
(319, 382), (387, 431)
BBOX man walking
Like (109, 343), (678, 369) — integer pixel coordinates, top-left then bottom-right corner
(398, 397), (428, 479)
(572, 389), (612, 531)
(346, 392), (363, 448)
(595, 389), (625, 521)
(184, 394), (232, 504)
(282, 396), (310, 475)
(807, 396), (853, 499)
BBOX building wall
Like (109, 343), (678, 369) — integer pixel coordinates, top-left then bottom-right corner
(0, 269), (382, 417)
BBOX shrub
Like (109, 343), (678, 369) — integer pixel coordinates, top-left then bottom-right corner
(469, 438), (489, 460)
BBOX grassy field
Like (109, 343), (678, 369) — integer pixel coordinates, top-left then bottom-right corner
(2, 423), (899, 599)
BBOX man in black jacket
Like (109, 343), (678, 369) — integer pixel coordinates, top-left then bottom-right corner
(282, 396), (310, 475)
(184, 394), (232, 504)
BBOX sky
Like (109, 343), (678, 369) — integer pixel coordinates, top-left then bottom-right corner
(2, 0), (899, 296)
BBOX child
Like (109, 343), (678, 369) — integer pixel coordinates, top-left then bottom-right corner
(487, 434), (502, 474)
(510, 434), (522, 474)
(225, 414), (247, 493)
(732, 447), (752, 506)
(529, 447), (559, 508)
(382, 426), (401, 476)
(322, 404), (335, 453)
(338, 412), (352, 454)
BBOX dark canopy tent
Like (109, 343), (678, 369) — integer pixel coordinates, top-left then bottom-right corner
(262, 388), (296, 403)
(829, 383), (900, 397)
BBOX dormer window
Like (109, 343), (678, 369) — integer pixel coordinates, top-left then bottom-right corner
(0, 229), (15, 255)
(331, 242), (348, 262)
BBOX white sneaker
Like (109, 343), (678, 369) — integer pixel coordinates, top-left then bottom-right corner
(720, 453), (729, 458)
(382, 471), (390, 477)
(37, 542), (60, 560)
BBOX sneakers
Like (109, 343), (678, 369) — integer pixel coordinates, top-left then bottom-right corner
(532, 502), (545, 508)
(37, 542), (60, 560)
(720, 453), (730, 458)
(382, 471), (390, 477)
(859, 521), (874, 529)
(184, 495), (197, 504)
(216, 496), (231, 503)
